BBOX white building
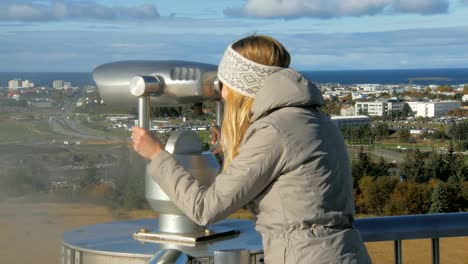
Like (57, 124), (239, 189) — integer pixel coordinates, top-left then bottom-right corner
(330, 115), (371, 128)
(354, 98), (405, 117)
(53, 80), (64, 89)
(408, 101), (461, 117)
(407, 101), (422, 113)
(355, 102), (385, 116)
(8, 79), (19, 90)
(21, 80), (34, 88)
(462, 95), (468, 102)
(356, 84), (382, 92)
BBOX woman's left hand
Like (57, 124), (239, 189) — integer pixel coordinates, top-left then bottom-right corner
(131, 126), (163, 160)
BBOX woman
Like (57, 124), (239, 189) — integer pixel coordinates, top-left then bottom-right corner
(132, 35), (371, 263)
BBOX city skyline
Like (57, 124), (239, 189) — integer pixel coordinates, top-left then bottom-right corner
(1, 0), (468, 72)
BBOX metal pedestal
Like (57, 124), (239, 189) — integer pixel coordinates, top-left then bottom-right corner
(62, 218), (264, 264)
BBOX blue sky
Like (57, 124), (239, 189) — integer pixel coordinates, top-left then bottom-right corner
(1, 0), (467, 71)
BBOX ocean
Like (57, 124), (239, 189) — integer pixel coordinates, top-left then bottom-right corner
(1, 68), (468, 88)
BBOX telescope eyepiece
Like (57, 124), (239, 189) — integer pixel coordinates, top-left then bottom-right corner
(130, 75), (164, 97)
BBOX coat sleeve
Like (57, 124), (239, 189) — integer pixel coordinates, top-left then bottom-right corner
(146, 126), (285, 226)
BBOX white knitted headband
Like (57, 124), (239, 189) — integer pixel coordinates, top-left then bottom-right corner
(218, 45), (284, 98)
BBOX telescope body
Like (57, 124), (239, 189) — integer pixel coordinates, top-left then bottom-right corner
(93, 60), (221, 107)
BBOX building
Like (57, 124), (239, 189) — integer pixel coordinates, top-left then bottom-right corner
(379, 98), (404, 113)
(21, 80), (34, 88)
(8, 79), (19, 90)
(407, 101), (461, 117)
(355, 101), (385, 116)
(53, 80), (64, 89)
(463, 95), (468, 102)
(407, 101), (422, 113)
(355, 98), (405, 117)
(356, 84), (382, 92)
(330, 115), (371, 128)
(352, 93), (367, 100)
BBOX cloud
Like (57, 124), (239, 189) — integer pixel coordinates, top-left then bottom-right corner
(224, 0), (450, 19)
(0, 1), (160, 21)
(1, 26), (467, 71)
(282, 27), (468, 69)
(0, 30), (231, 71)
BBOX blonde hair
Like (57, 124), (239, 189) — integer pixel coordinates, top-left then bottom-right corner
(221, 35), (290, 171)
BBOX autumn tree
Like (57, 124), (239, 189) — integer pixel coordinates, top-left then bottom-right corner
(384, 181), (432, 215)
(463, 85), (468, 94)
(358, 176), (398, 215)
(437, 85), (453, 93)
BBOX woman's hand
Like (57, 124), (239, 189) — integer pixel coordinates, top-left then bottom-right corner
(131, 126), (163, 160)
(209, 124), (222, 155)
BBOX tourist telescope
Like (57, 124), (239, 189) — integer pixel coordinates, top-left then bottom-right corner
(62, 60), (265, 263)
(61, 60), (468, 264)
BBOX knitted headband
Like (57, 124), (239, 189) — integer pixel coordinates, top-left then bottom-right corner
(218, 45), (284, 98)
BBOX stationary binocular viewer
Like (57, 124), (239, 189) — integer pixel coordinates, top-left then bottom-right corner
(93, 60), (221, 105)
(93, 60), (223, 129)
(94, 60), (233, 249)
(63, 61), (263, 263)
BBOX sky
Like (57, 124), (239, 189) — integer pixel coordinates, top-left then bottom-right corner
(0, 0), (467, 71)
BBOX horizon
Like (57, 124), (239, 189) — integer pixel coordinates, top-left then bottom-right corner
(2, 67), (468, 74)
(1, 0), (468, 72)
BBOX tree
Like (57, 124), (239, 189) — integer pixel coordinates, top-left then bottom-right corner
(373, 156), (392, 177)
(461, 181), (468, 211)
(358, 176), (398, 215)
(401, 149), (431, 183)
(80, 162), (99, 189)
(401, 103), (413, 117)
(341, 125), (372, 145)
(437, 85), (453, 93)
(384, 181), (432, 215)
(373, 123), (389, 140)
(455, 140), (468, 152)
(397, 128), (411, 143)
(425, 143), (467, 183)
(352, 149), (374, 185)
(320, 100), (341, 116)
(447, 120), (468, 141)
(429, 181), (450, 213)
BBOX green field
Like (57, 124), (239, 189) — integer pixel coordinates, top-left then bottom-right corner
(0, 118), (59, 144)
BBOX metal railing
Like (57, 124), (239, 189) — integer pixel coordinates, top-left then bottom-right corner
(354, 212), (468, 264)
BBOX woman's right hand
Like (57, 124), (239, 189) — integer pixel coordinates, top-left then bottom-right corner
(131, 126), (163, 160)
(209, 124), (222, 155)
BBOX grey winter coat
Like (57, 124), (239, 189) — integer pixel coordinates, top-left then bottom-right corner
(147, 68), (372, 263)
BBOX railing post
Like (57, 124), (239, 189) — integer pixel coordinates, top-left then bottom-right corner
(394, 240), (402, 264)
(432, 238), (440, 264)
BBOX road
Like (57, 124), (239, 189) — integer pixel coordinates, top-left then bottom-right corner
(47, 103), (121, 142)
